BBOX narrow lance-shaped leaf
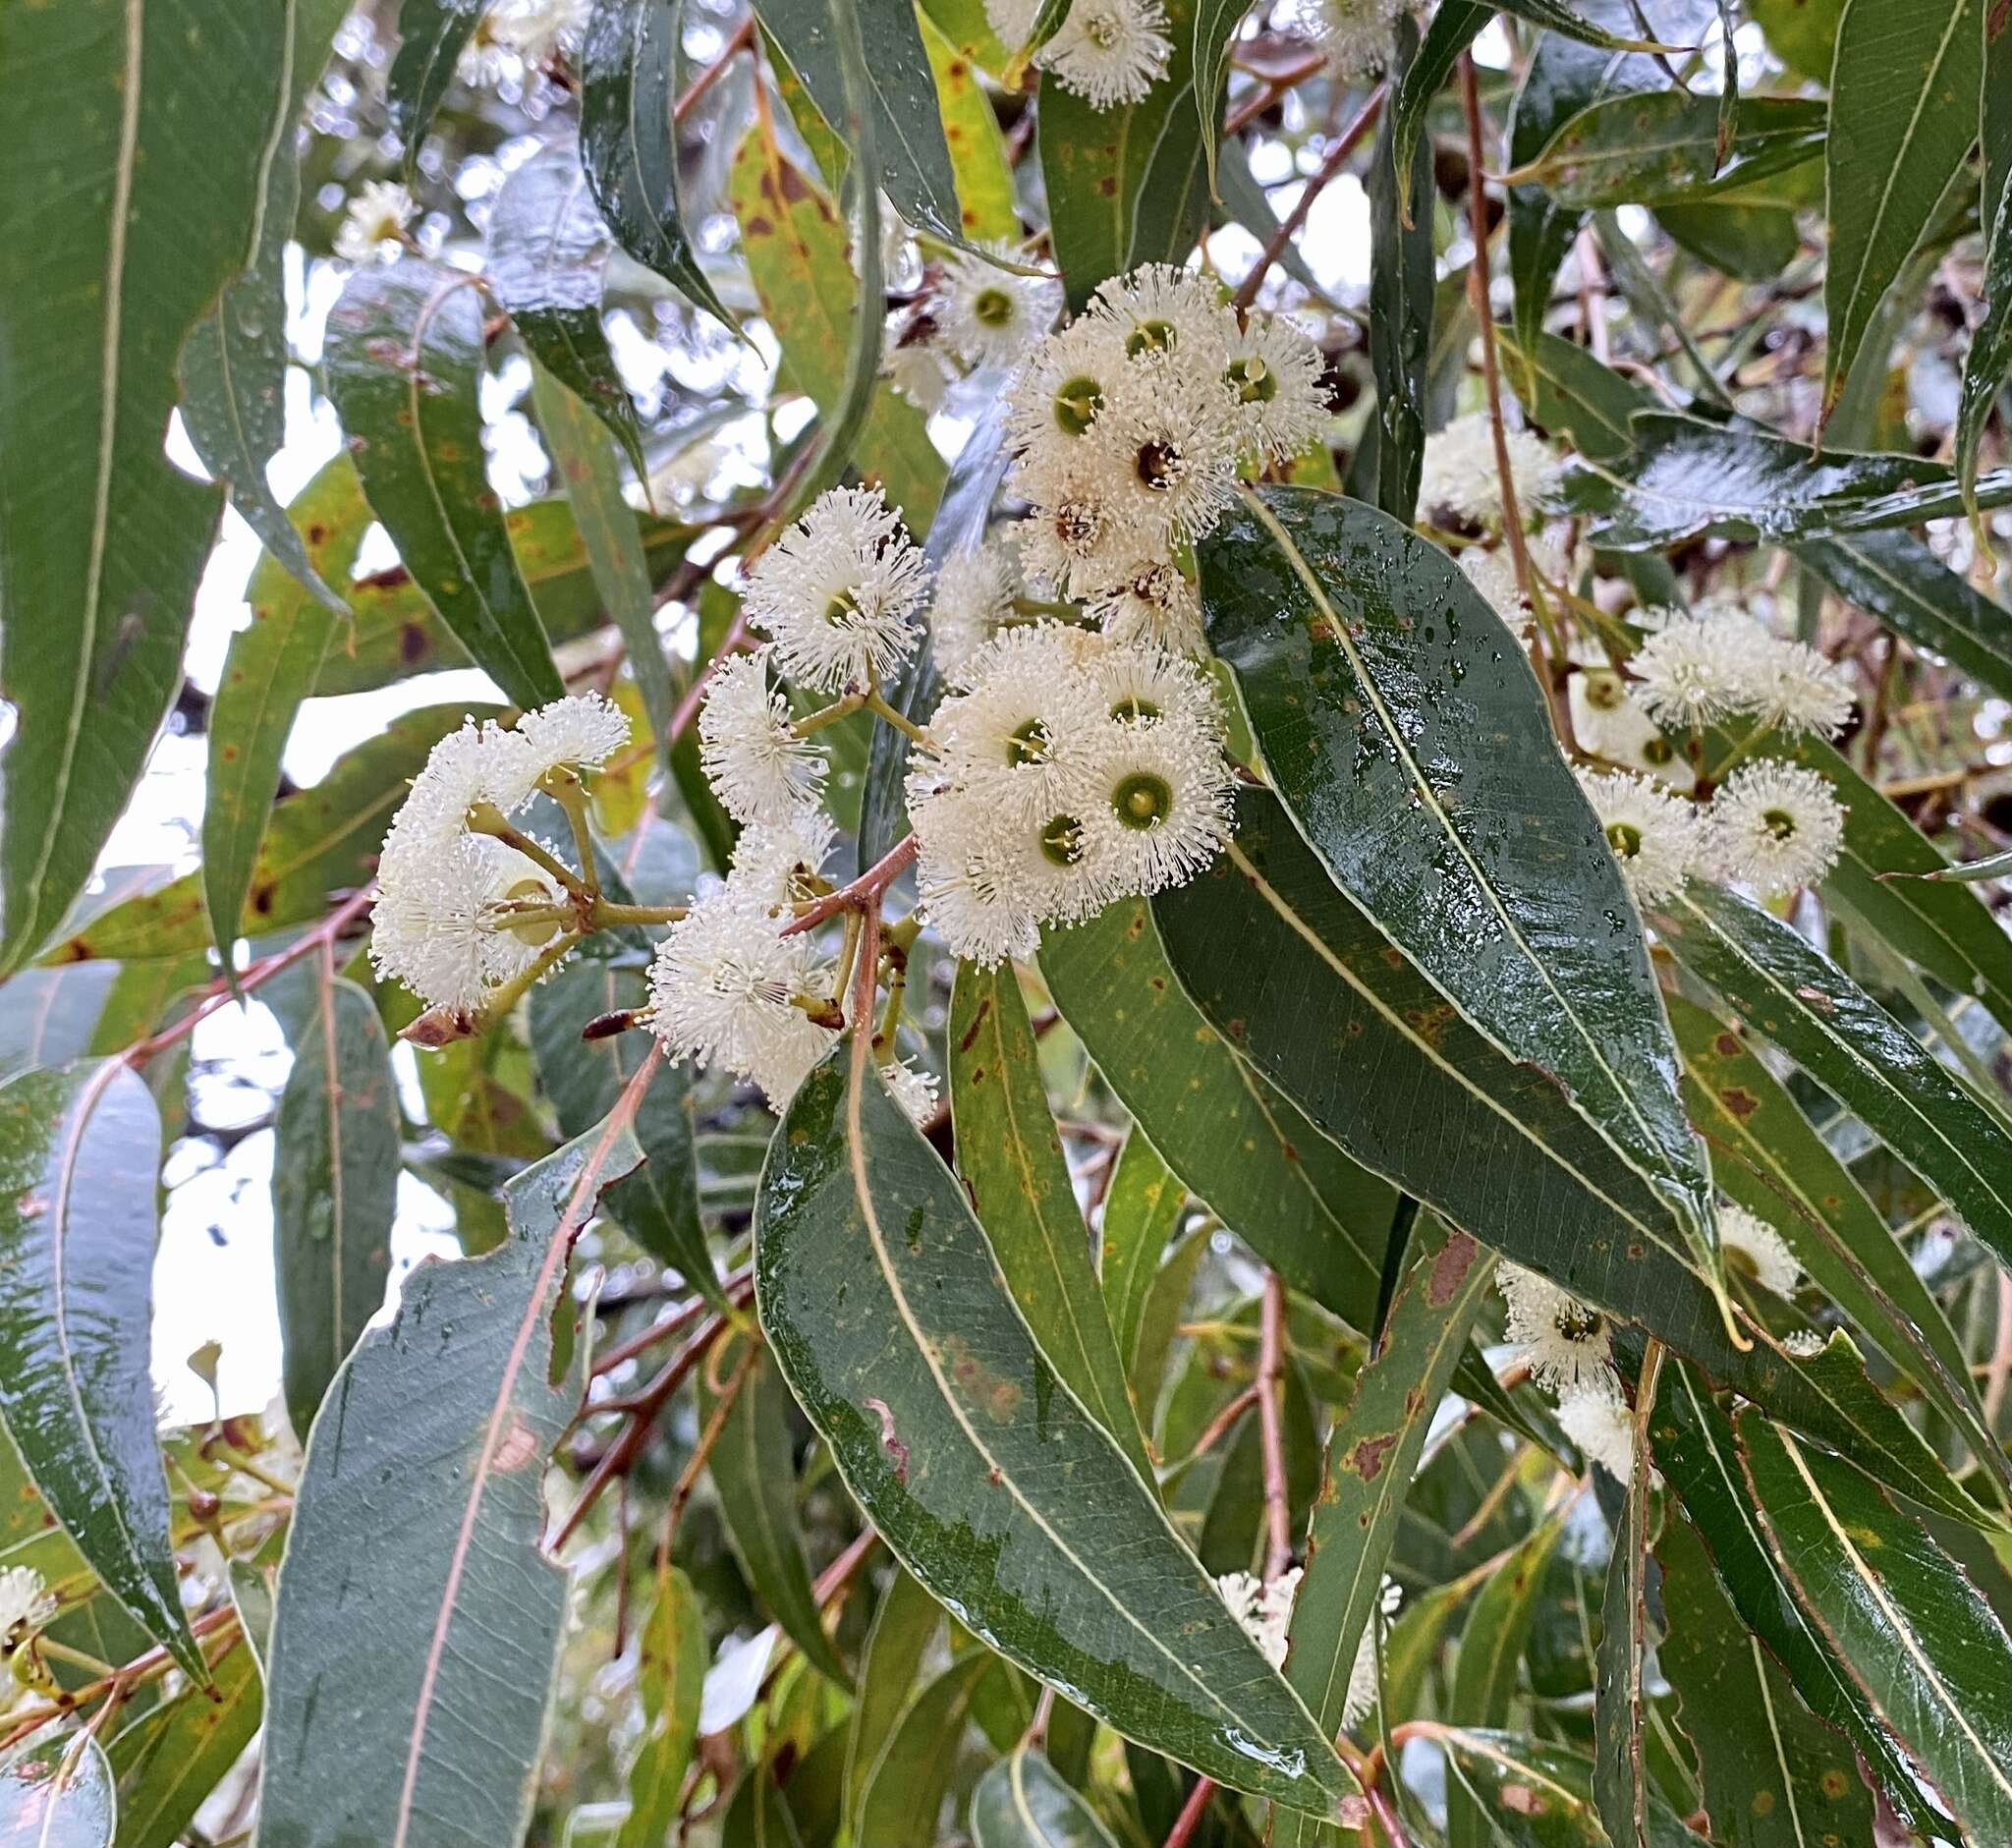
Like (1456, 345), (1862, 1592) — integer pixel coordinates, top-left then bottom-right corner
(856, 1656), (999, 1848)
(273, 972), (399, 1441)
(620, 1563), (706, 1848)
(1739, 1411), (2012, 1842)
(1098, 1130), (1186, 1377)
(0, 0), (293, 975)
(387, 0), (484, 169)
(971, 1748), (1124, 1848)
(0, 1732), (117, 1848)
(1649, 879), (2012, 1281)
(949, 962), (1154, 1482)
(1370, 18), (1434, 522)
(1276, 1226), (1496, 1848)
(1439, 1730), (1697, 1848)
(1200, 485), (1723, 1306)
(1394, 2), (1490, 228)
(323, 261), (564, 709)
(1958, 12), (2012, 517)
(1593, 1357), (1658, 1848)
(490, 141), (651, 484)
(1508, 92), (1826, 209)
(1821, 0), (1983, 423)
(0, 1064), (201, 1680)
(108, 1627), (264, 1848)
(257, 1060), (653, 1848)
(844, 1569), (940, 1838)
(753, 1038), (1359, 1815)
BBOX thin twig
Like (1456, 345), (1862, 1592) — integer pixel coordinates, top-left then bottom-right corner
(782, 834), (919, 937)
(1162, 1776), (1215, 1848)
(1232, 87), (1384, 312)
(1258, 1272), (1294, 1579)
(673, 15), (754, 124)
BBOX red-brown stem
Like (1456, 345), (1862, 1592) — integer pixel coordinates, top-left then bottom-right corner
(1189, 1383), (1262, 1465)
(674, 15), (754, 124)
(663, 1334), (759, 1534)
(1232, 86), (1384, 312)
(1258, 1272), (1294, 1579)
(782, 834), (919, 938)
(589, 1267), (754, 1380)
(1366, 1783), (1412, 1848)
(1162, 1776), (1215, 1848)
(1222, 49), (1327, 138)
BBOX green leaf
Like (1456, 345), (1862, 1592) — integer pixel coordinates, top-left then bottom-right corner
(178, 0), (351, 616)
(1739, 1410), (2012, 1840)
(1649, 879), (2012, 1282)
(1191, 0), (1250, 197)
(1439, 1731), (1695, 1848)
(1655, 198), (1802, 279)
(1510, 92), (1825, 208)
(108, 1632), (262, 1848)
(1446, 1515), (1570, 1848)
(0, 1732), (117, 1848)
(754, 0), (965, 245)
(387, 0), (482, 167)
(1200, 486), (1720, 1296)
(1040, 900), (1398, 1335)
(1657, 1513), (1876, 1848)
(1959, 14), (2012, 513)
(1798, 527), (2012, 705)
(258, 1077), (651, 1847)
(491, 142), (651, 485)
(620, 1563), (707, 1848)
(856, 1655), (998, 1848)
(0, 969), (123, 1090)
(1370, 17), (1435, 522)
(1496, 324), (1653, 464)
(1039, 0), (1212, 311)
(845, 1570), (941, 1838)
(1821, 0), (1984, 422)
(1098, 1130), (1186, 1377)
(56, 701), (498, 963)
(274, 973), (399, 1441)
(0, 1064), (199, 1680)
(0, 0), (291, 975)
(1650, 1360), (1941, 1836)
(1668, 993), (1993, 1485)
(949, 963), (1153, 1482)
(1392, 1), (1489, 230)
(971, 1748), (1123, 1848)
(702, 1329), (855, 1688)
(1592, 1371), (1654, 1848)
(1276, 1227), (1495, 1848)
(1750, 0), (1845, 80)
(1494, 0), (1694, 49)
(919, 8), (1019, 243)
(323, 260), (565, 709)
(201, 457), (367, 966)
(729, 123), (944, 526)
(581, 0), (735, 326)
(530, 961), (717, 1306)
(753, 1040), (1357, 1814)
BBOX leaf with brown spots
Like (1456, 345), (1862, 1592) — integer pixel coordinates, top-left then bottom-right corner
(1439, 1730), (1696, 1847)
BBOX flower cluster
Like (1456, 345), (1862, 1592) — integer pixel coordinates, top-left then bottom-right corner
(1216, 1569), (1397, 1720)
(982, 0), (1172, 107)
(1630, 599), (1855, 740)
(1418, 412), (1564, 534)
(1497, 1262), (1636, 1484)
(1280, 0), (1418, 80)
(371, 695), (630, 1018)
(335, 180), (416, 265)
(459, 0), (587, 82)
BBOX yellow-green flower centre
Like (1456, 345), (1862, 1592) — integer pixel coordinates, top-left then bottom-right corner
(1125, 319), (1177, 359)
(1605, 820), (1643, 860)
(1007, 718), (1053, 767)
(1039, 814), (1086, 867)
(973, 287), (1016, 329)
(1227, 356), (1274, 404)
(1112, 771), (1172, 830)
(1761, 806), (1798, 841)
(1053, 375), (1103, 436)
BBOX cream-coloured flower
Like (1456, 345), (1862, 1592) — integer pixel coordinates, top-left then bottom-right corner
(1219, 312), (1328, 463)
(1498, 1262), (1618, 1394)
(1087, 557), (1206, 655)
(335, 181), (416, 264)
(1557, 1382), (1636, 1484)
(1081, 701), (1235, 896)
(1719, 1203), (1802, 1296)
(1341, 1577), (1402, 1727)
(0, 1568), (55, 1648)
(880, 1057), (941, 1128)
(698, 650), (828, 825)
(925, 539), (1020, 680)
(1036, 0), (1172, 108)
(1576, 767), (1703, 906)
(1217, 1567), (1303, 1671)
(1418, 413), (1561, 531)
(939, 246), (1061, 369)
(1705, 760), (1846, 896)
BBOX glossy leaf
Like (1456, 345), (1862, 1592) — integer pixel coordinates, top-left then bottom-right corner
(702, 1329), (854, 1688)
(274, 972), (398, 1441)
(918, 10), (1017, 243)
(722, 1764), (807, 1848)
(1650, 1360), (1938, 1835)
(1369, 17), (1434, 522)
(949, 962), (1152, 1481)
(1392, 2), (1488, 229)
(201, 458), (366, 957)
(753, 1039), (1357, 1815)
(1668, 994), (1993, 1484)
(1192, 0), (1252, 196)
(1497, 324), (1653, 464)
(108, 1632), (262, 1848)
(1750, 0), (1845, 79)
(1821, 0), (1982, 421)
(490, 141), (649, 484)
(1200, 486), (1719, 1291)
(0, 1732), (117, 1848)
(1656, 1513), (1875, 1848)
(621, 1563), (706, 1848)
(580, 0), (734, 325)
(1098, 1130), (1186, 1377)
(56, 702), (496, 964)
(178, 0), (351, 616)
(1511, 92), (1825, 209)
(258, 1078), (651, 1848)
(845, 1569), (941, 1837)
(1439, 1731), (1695, 1848)
(971, 1747), (1122, 1848)
(1649, 879), (2012, 1279)
(729, 122), (944, 525)
(856, 1655), (997, 1848)
(1592, 1372), (1654, 1848)
(0, 1065), (198, 1679)
(1739, 1411), (2012, 1841)
(323, 260), (564, 709)
(1276, 1227), (1494, 1848)
(1040, 0), (1211, 310)
(0, 0), (288, 975)
(387, 0), (482, 164)
(1494, 0), (1690, 49)
(1958, 127), (2012, 513)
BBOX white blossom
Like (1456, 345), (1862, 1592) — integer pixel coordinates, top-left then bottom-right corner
(728, 810), (838, 910)
(698, 650), (828, 824)
(489, 0), (587, 61)
(1556, 1383), (1636, 1484)
(1417, 413), (1562, 531)
(880, 1057), (941, 1128)
(1706, 760), (1846, 896)
(1037, 0), (1172, 108)
(1576, 768), (1702, 906)
(1286, 0), (1407, 80)
(1341, 1578), (1403, 1728)
(1719, 1204), (1802, 1297)
(885, 327), (957, 413)
(1782, 1329), (1826, 1358)
(913, 813), (1045, 968)
(0, 1567), (55, 1646)
(742, 485), (931, 694)
(925, 540), (1020, 680)
(1087, 263), (1230, 369)
(1498, 1262), (1618, 1394)
(1219, 312), (1328, 463)
(1217, 1567), (1303, 1671)
(1740, 635), (1856, 740)
(335, 181), (416, 264)
(1571, 670), (1697, 790)
(1084, 636), (1219, 734)
(1090, 363), (1242, 553)
(645, 892), (836, 1108)
(1460, 546), (1534, 642)
(1006, 314), (1133, 459)
(513, 692), (632, 783)
(939, 246), (1061, 369)
(1011, 455), (1137, 600)
(1088, 557), (1206, 655)
(1082, 706), (1235, 895)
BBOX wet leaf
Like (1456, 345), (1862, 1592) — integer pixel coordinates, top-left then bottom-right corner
(0, 1731), (117, 1848)
(1512, 92), (1825, 209)
(1959, 108), (2012, 513)
(856, 1654), (997, 1848)
(1440, 1730), (1695, 1848)
(323, 260), (564, 709)
(387, 0), (482, 165)
(1739, 1410), (2012, 1841)
(1392, 2), (1489, 229)
(971, 1747), (1122, 1848)
(259, 1076), (650, 1848)
(274, 973), (398, 1442)
(844, 1569), (941, 1837)
(620, 1563), (705, 1848)
(1370, 16), (1434, 521)
(1097, 1130), (1186, 1379)
(949, 962), (1152, 1481)
(0, 1065), (198, 1677)
(753, 1040), (1357, 1814)
(1200, 486), (1719, 1292)
(108, 1630), (262, 1848)
(1592, 1368), (1655, 1848)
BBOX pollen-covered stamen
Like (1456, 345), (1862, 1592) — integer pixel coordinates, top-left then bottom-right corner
(1135, 439), (1182, 490)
